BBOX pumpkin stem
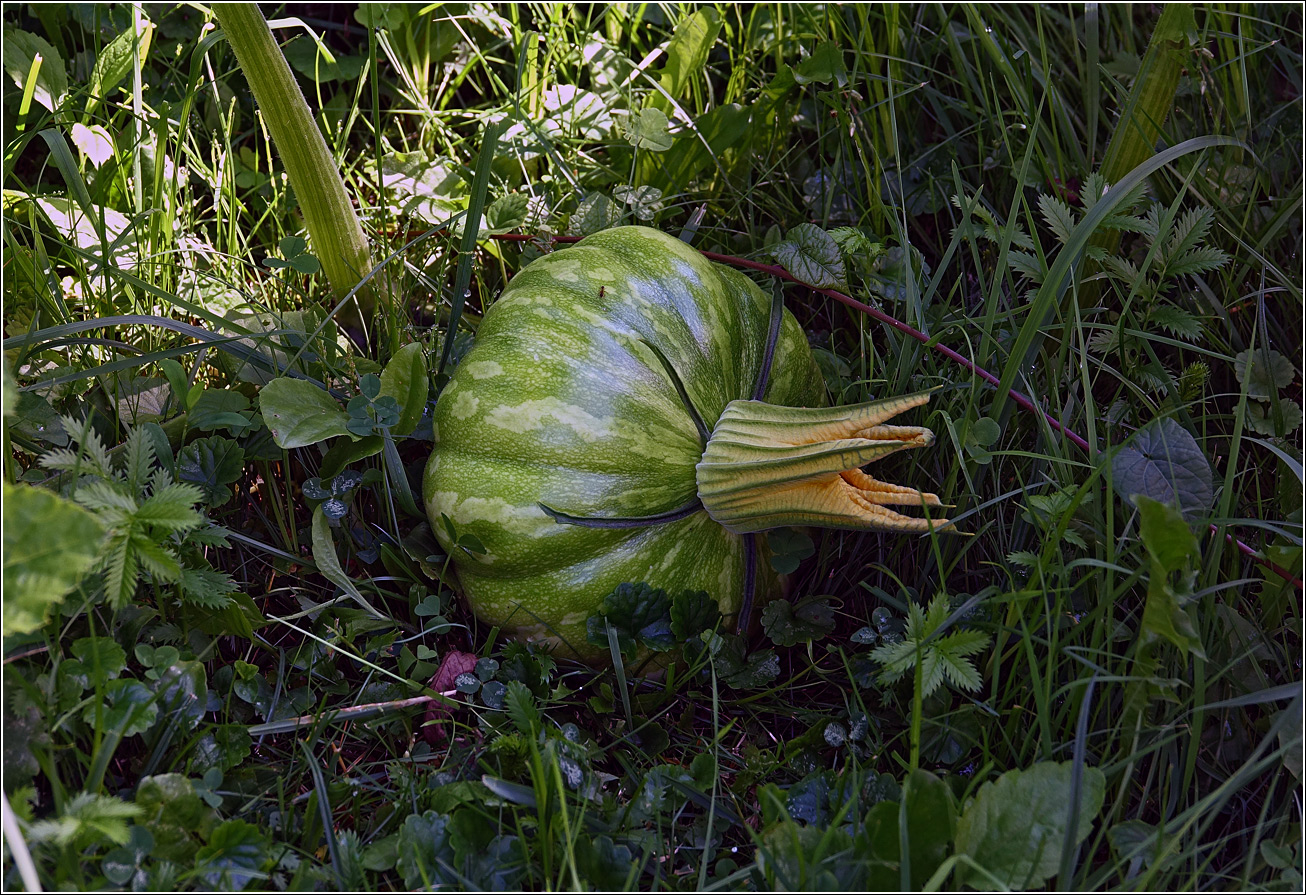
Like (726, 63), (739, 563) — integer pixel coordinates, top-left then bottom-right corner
(696, 391), (949, 534)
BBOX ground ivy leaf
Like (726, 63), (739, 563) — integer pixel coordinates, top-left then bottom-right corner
(196, 818), (270, 889)
(772, 223), (847, 290)
(396, 811), (456, 889)
(767, 527), (815, 574)
(178, 436), (245, 507)
(954, 760), (1106, 889)
(1110, 417), (1213, 521)
(586, 582), (675, 657)
(1234, 348), (1294, 400)
(762, 597), (835, 647)
(670, 589), (720, 640)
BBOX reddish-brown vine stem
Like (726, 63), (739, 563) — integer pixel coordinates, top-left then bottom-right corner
(484, 232), (1302, 589)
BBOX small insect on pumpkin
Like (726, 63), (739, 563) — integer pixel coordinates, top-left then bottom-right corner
(424, 226), (947, 664)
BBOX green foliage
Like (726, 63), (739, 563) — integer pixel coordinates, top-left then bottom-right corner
(585, 582), (675, 658)
(1110, 417), (1214, 521)
(36, 420), (233, 611)
(870, 594), (991, 696)
(2, 479), (105, 634)
(2, 3), (1299, 890)
(771, 223), (848, 290)
(955, 761), (1107, 889)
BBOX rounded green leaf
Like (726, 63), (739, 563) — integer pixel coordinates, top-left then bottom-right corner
(258, 378), (352, 448)
(955, 760), (1106, 889)
(2, 482), (105, 635)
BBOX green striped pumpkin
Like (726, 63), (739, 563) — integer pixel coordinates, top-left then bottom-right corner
(424, 226), (944, 663)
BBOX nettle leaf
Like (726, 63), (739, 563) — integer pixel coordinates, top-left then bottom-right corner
(1110, 417), (1213, 521)
(1234, 349), (1295, 400)
(706, 633), (781, 689)
(569, 191), (623, 236)
(484, 193), (530, 234)
(767, 527), (815, 574)
(670, 589), (720, 640)
(2, 481), (105, 635)
(762, 596), (836, 647)
(179, 436), (245, 507)
(585, 582), (675, 657)
(955, 761), (1106, 889)
(258, 378), (353, 448)
(772, 223), (847, 290)
(624, 107), (673, 151)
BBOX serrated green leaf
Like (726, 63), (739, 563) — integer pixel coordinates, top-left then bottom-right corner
(761, 597), (836, 646)
(586, 582), (675, 657)
(503, 680), (538, 735)
(485, 192), (530, 233)
(670, 589), (720, 640)
(1248, 399), (1303, 437)
(772, 223), (847, 290)
(1234, 349), (1294, 400)
(179, 567), (236, 609)
(196, 818), (269, 889)
(1037, 192), (1077, 245)
(135, 484), (204, 531)
(396, 810), (456, 890)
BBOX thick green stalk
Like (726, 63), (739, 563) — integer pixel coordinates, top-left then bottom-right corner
(214, 4), (375, 317)
(1083, 3), (1196, 307)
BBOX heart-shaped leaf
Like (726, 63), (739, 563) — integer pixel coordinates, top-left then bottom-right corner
(1109, 417), (1213, 521)
(772, 223), (847, 290)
